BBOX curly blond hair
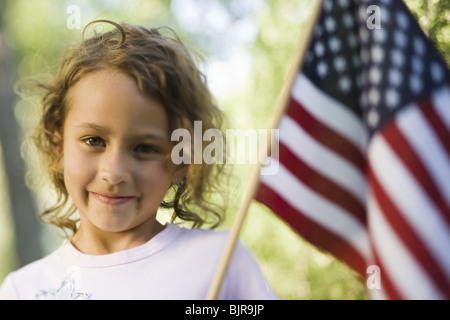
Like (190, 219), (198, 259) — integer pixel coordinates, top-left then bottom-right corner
(27, 20), (228, 234)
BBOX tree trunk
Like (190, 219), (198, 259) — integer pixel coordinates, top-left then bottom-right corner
(0, 0), (42, 267)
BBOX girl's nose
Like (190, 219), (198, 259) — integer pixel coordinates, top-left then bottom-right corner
(98, 150), (131, 185)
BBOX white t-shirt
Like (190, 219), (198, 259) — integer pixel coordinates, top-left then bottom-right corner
(0, 223), (277, 300)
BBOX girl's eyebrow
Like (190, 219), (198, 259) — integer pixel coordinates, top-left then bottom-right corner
(76, 122), (110, 134)
(76, 122), (168, 141)
(138, 133), (169, 142)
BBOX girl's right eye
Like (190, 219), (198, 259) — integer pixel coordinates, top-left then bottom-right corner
(83, 137), (106, 148)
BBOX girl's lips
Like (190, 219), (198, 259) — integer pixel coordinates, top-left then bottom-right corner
(91, 192), (135, 206)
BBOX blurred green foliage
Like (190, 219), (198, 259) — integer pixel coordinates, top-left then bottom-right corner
(405, 0), (450, 65)
(0, 0), (448, 300)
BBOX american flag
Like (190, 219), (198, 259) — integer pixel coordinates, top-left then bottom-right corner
(255, 0), (450, 299)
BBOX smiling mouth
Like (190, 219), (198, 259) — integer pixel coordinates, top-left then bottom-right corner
(91, 192), (135, 206)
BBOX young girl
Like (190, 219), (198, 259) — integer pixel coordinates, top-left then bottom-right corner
(0, 20), (276, 300)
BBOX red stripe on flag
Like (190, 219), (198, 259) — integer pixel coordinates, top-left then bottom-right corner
(278, 141), (366, 224)
(256, 183), (367, 277)
(368, 161), (450, 299)
(382, 118), (450, 227)
(286, 97), (365, 175)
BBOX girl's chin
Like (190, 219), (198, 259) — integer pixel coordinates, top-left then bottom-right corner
(79, 213), (137, 234)
(80, 211), (157, 235)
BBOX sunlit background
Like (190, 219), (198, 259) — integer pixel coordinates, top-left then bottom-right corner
(0, 0), (448, 299)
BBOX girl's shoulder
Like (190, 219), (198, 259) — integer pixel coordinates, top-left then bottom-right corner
(170, 223), (252, 259)
(166, 223), (232, 255)
(174, 223), (229, 241)
(0, 243), (67, 299)
(171, 224), (261, 276)
(173, 224), (278, 300)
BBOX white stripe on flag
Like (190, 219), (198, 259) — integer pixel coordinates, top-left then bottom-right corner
(396, 102), (450, 205)
(369, 133), (450, 280)
(291, 73), (368, 153)
(279, 115), (366, 204)
(368, 192), (445, 299)
(260, 160), (371, 262)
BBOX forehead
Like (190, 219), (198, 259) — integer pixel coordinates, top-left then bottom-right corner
(64, 69), (169, 137)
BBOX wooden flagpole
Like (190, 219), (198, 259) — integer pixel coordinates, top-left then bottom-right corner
(205, 0), (324, 300)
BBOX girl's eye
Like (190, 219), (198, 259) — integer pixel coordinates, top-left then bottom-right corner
(134, 144), (159, 155)
(83, 137), (105, 147)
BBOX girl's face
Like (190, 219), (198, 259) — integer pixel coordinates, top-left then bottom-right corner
(62, 68), (182, 235)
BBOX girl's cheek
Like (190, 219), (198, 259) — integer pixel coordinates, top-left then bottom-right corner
(63, 143), (96, 177)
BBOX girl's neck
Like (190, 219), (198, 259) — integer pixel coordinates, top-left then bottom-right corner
(70, 219), (165, 255)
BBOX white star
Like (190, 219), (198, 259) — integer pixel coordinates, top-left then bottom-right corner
(339, 76), (351, 92)
(369, 66), (382, 84)
(368, 87), (380, 106)
(315, 41), (325, 57)
(325, 16), (336, 33)
(359, 27), (370, 44)
(381, 6), (391, 24)
(389, 68), (403, 86)
(413, 37), (426, 56)
(317, 61), (328, 77)
(373, 28), (387, 43)
(324, 0), (333, 12)
(338, 0), (349, 8)
(385, 89), (400, 109)
(367, 109), (380, 128)
(347, 33), (357, 48)
(328, 36), (341, 52)
(410, 75), (423, 94)
(431, 61), (444, 83)
(343, 12), (354, 29)
(394, 30), (408, 48)
(371, 45), (384, 64)
(391, 49), (405, 67)
(412, 56), (424, 74)
(334, 56), (347, 72)
(396, 11), (409, 30)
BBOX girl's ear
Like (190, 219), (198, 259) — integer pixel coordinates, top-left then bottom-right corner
(171, 164), (189, 186)
(52, 130), (64, 171)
